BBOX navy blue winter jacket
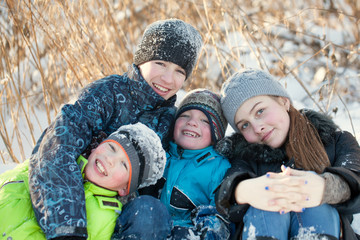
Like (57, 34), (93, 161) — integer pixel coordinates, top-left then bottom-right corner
(28, 64), (177, 239)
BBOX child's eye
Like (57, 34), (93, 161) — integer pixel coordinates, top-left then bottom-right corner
(155, 61), (165, 67)
(108, 143), (116, 152)
(201, 119), (210, 124)
(179, 113), (189, 118)
(176, 69), (186, 76)
(256, 108), (264, 115)
(240, 122), (249, 130)
(122, 161), (128, 170)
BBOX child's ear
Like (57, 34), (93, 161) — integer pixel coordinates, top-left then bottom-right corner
(279, 97), (290, 111)
(118, 188), (128, 197)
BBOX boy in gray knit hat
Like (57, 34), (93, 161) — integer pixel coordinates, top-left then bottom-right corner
(0, 123), (167, 239)
(83, 122), (167, 196)
(156, 89), (231, 239)
(28, 18), (202, 239)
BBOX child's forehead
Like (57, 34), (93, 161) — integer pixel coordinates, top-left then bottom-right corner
(99, 139), (123, 151)
(180, 108), (208, 117)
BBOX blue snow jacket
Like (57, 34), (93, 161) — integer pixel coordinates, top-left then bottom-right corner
(160, 141), (231, 239)
(28, 64), (177, 239)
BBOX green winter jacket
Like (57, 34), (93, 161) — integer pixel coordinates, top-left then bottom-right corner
(0, 156), (122, 240)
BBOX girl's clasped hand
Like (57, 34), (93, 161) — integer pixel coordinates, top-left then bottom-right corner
(235, 165), (325, 214)
(264, 165), (325, 213)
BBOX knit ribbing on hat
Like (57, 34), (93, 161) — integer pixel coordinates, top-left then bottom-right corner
(105, 123), (166, 194)
(220, 69), (291, 132)
(134, 19), (203, 79)
(176, 89), (227, 143)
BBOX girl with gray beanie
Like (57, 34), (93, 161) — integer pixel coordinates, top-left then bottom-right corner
(28, 18), (202, 240)
(215, 69), (360, 240)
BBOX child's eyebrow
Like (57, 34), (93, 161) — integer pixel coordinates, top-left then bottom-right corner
(250, 101), (262, 114)
(235, 101), (262, 126)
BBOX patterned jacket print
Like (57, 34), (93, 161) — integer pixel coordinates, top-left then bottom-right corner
(0, 156), (123, 240)
(28, 64), (177, 239)
(160, 141), (231, 238)
(215, 109), (360, 240)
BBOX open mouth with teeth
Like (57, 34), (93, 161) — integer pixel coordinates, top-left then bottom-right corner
(153, 83), (169, 93)
(183, 131), (200, 138)
(96, 160), (108, 176)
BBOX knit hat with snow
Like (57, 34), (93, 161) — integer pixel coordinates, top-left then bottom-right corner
(176, 89), (227, 143)
(103, 123), (166, 195)
(134, 18), (203, 80)
(221, 68), (291, 132)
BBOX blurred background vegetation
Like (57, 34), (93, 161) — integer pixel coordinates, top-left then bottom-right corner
(0, 0), (359, 163)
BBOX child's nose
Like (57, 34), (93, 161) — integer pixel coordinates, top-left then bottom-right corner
(253, 122), (264, 134)
(107, 156), (115, 167)
(161, 69), (173, 84)
(186, 118), (198, 127)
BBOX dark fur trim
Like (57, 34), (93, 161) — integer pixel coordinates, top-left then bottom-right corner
(215, 133), (286, 163)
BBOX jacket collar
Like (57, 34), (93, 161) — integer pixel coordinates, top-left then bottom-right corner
(168, 141), (215, 164)
(77, 155), (123, 211)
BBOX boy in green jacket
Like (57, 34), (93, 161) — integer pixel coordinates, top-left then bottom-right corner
(0, 123), (167, 240)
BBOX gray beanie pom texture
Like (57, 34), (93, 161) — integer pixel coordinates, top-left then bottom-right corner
(220, 69), (291, 132)
(134, 18), (203, 79)
(106, 123), (166, 194)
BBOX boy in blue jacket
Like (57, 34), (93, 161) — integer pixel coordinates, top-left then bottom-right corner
(0, 123), (168, 240)
(160, 89), (231, 239)
(28, 19), (203, 239)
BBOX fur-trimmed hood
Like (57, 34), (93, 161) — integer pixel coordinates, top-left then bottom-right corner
(215, 109), (339, 163)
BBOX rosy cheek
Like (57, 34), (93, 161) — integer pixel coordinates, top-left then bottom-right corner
(243, 133), (257, 143)
(113, 169), (128, 183)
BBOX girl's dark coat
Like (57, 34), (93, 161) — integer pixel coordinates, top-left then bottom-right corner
(215, 109), (360, 240)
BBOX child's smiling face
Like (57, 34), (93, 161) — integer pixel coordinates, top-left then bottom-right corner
(84, 140), (130, 196)
(173, 109), (212, 150)
(139, 60), (186, 100)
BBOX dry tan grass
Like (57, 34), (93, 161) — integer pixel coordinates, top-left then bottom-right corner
(1, 0), (359, 163)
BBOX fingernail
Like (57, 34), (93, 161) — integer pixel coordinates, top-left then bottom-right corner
(306, 197), (310, 201)
(266, 173), (270, 178)
(302, 208), (306, 212)
(304, 180), (308, 184)
(280, 210), (285, 215)
(265, 186), (269, 190)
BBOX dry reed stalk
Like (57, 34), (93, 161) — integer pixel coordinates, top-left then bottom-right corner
(1, 0), (358, 163)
